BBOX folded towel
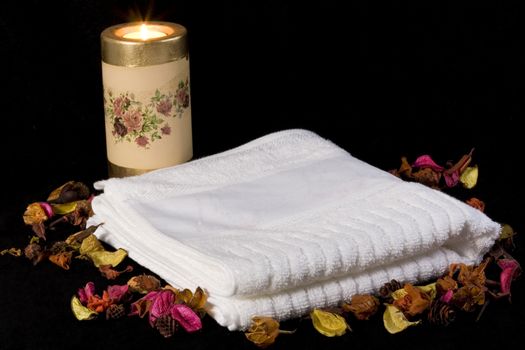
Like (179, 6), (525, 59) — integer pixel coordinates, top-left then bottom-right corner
(88, 129), (500, 330)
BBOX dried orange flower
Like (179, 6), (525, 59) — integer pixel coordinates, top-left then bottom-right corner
(393, 284), (431, 317)
(245, 316), (281, 348)
(466, 197), (485, 212)
(452, 284), (486, 312)
(342, 294), (379, 320)
(436, 275), (458, 294)
(48, 251), (73, 270)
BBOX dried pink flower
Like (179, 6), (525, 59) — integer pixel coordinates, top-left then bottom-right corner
(413, 155), (444, 172)
(171, 304), (202, 332)
(78, 282), (96, 305)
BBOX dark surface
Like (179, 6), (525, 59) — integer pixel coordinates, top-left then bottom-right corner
(0, 1), (523, 349)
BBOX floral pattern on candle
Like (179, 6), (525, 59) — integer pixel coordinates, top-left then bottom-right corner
(104, 78), (190, 148)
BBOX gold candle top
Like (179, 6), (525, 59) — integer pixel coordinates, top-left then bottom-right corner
(101, 21), (188, 67)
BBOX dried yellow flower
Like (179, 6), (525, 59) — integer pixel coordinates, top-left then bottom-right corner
(460, 165), (478, 189)
(245, 316), (281, 348)
(79, 234), (127, 267)
(23, 203), (48, 225)
(383, 304), (421, 334)
(310, 309), (348, 337)
(71, 296), (98, 321)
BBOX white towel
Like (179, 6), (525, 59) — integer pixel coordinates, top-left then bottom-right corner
(88, 129), (500, 330)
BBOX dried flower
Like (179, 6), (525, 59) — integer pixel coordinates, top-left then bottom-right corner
(107, 284), (129, 303)
(440, 289), (454, 303)
(130, 291), (159, 318)
(48, 251), (73, 270)
(77, 282), (96, 305)
(452, 284), (485, 312)
(149, 290), (176, 326)
(412, 168), (441, 188)
(71, 296), (98, 321)
(460, 166), (478, 189)
(171, 304), (202, 333)
(24, 243), (46, 265)
(497, 259), (521, 295)
(383, 304), (421, 334)
(311, 309), (348, 337)
(245, 317), (281, 348)
(436, 275), (458, 294)
(99, 264), (133, 280)
(342, 294), (380, 320)
(127, 274), (161, 294)
(413, 155), (444, 172)
(392, 284), (431, 317)
(66, 200), (93, 227)
(23, 202), (50, 226)
(155, 314), (178, 338)
(0, 247), (22, 257)
(87, 290), (113, 313)
(466, 197), (485, 212)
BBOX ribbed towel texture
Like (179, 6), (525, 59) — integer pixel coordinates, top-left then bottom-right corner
(88, 129), (500, 330)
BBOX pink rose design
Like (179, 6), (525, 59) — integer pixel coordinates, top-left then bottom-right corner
(135, 136), (149, 147)
(156, 99), (173, 117)
(113, 96), (129, 117)
(161, 124), (171, 135)
(123, 109), (143, 133)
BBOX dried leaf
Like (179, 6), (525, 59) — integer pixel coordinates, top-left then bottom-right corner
(311, 309), (348, 337)
(48, 251), (73, 270)
(171, 304), (202, 333)
(466, 198), (485, 212)
(413, 155), (444, 171)
(383, 304), (421, 334)
(47, 181), (90, 204)
(65, 225), (100, 246)
(245, 317), (281, 348)
(128, 274), (161, 294)
(79, 234), (127, 267)
(51, 202), (78, 215)
(499, 224), (516, 240)
(460, 166), (478, 189)
(398, 157), (412, 177)
(71, 296), (98, 321)
(0, 248), (22, 257)
(452, 284), (485, 312)
(342, 294), (379, 320)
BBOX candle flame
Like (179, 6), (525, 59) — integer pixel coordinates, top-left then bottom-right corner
(139, 24), (149, 40)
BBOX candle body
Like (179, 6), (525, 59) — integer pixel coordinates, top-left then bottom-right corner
(101, 22), (192, 177)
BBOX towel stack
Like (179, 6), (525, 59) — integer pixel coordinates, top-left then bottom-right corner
(88, 129), (500, 330)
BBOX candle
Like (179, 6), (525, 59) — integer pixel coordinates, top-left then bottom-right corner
(101, 22), (192, 177)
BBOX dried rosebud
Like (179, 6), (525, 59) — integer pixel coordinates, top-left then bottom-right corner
(466, 197), (485, 212)
(393, 284), (431, 317)
(342, 294), (379, 320)
(379, 279), (403, 301)
(127, 274), (161, 294)
(47, 181), (90, 204)
(245, 317), (281, 348)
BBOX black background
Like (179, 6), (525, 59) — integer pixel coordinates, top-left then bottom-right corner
(0, 1), (523, 349)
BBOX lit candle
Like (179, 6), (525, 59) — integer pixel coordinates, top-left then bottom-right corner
(101, 22), (192, 177)
(122, 23), (168, 40)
